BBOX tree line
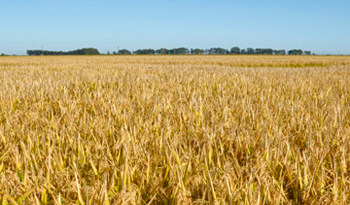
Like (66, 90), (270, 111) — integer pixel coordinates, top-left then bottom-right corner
(27, 48), (100, 56)
(26, 47), (313, 56)
(113, 47), (313, 55)
(130, 47), (312, 55)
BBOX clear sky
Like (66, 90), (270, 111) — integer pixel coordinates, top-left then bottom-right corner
(1, 0), (349, 55)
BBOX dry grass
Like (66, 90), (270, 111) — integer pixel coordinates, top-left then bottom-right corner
(0, 55), (350, 204)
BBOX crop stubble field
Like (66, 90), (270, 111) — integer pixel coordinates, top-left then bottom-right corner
(0, 55), (350, 204)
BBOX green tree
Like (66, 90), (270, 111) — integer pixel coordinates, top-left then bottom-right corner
(255, 48), (273, 55)
(246, 48), (254, 54)
(191, 48), (203, 54)
(27, 48), (100, 55)
(230, 47), (240, 54)
(118, 49), (131, 55)
(133, 49), (156, 55)
(288, 49), (303, 55)
(273, 50), (286, 55)
(209, 48), (228, 55)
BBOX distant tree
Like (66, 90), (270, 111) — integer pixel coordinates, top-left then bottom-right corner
(25, 47), (312, 56)
(273, 50), (286, 55)
(246, 48), (254, 54)
(71, 48), (100, 55)
(255, 48), (262, 54)
(155, 49), (162, 55)
(1, 53), (4, 56)
(27, 48), (100, 55)
(209, 47), (228, 55)
(118, 49), (131, 55)
(133, 49), (156, 55)
(154, 47), (189, 55)
(255, 48), (273, 55)
(266, 49), (274, 55)
(230, 47), (240, 54)
(156, 48), (169, 54)
(191, 48), (204, 55)
(175, 47), (189, 55)
(288, 49), (303, 55)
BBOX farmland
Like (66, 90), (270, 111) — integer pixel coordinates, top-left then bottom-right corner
(0, 55), (350, 204)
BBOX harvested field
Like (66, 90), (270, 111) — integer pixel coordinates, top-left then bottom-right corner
(0, 55), (350, 204)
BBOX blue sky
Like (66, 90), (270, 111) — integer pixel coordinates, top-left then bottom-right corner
(1, 0), (349, 55)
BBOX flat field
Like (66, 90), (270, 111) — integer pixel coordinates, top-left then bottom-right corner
(0, 55), (350, 204)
